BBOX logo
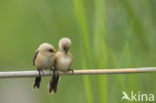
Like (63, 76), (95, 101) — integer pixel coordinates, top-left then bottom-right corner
(121, 91), (155, 102)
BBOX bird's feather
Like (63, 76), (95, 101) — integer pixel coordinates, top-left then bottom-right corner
(49, 74), (60, 93)
(33, 51), (39, 66)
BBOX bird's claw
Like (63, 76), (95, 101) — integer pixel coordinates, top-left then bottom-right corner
(50, 68), (57, 76)
(37, 69), (44, 76)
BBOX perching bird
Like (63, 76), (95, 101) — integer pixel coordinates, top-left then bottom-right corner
(33, 43), (56, 89)
(49, 37), (73, 93)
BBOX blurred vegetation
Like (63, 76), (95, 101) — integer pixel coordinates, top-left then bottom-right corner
(0, 0), (156, 103)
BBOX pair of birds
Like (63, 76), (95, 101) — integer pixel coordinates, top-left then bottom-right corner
(33, 37), (73, 93)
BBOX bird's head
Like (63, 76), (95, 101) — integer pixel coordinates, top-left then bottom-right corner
(59, 37), (71, 52)
(38, 43), (56, 56)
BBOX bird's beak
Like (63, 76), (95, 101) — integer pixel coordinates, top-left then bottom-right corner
(54, 50), (57, 53)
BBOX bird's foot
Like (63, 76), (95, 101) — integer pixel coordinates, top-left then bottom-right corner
(50, 68), (56, 75)
(37, 69), (44, 76)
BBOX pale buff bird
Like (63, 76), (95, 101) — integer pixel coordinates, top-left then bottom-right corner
(49, 37), (73, 93)
(33, 43), (56, 89)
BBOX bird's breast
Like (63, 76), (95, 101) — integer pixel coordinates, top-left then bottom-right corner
(35, 54), (55, 69)
(56, 57), (71, 71)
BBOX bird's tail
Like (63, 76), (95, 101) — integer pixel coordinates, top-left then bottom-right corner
(33, 76), (41, 89)
(48, 74), (60, 94)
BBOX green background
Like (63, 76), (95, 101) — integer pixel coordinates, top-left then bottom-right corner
(0, 0), (156, 103)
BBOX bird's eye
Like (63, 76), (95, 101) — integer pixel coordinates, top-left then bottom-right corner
(49, 49), (53, 52)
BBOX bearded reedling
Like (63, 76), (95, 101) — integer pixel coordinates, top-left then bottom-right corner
(49, 38), (73, 93)
(33, 43), (56, 89)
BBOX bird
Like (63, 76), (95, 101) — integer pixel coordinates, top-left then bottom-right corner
(33, 43), (56, 89)
(48, 37), (73, 93)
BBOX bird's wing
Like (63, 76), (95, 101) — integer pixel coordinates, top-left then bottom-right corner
(69, 52), (73, 66)
(33, 51), (39, 66)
